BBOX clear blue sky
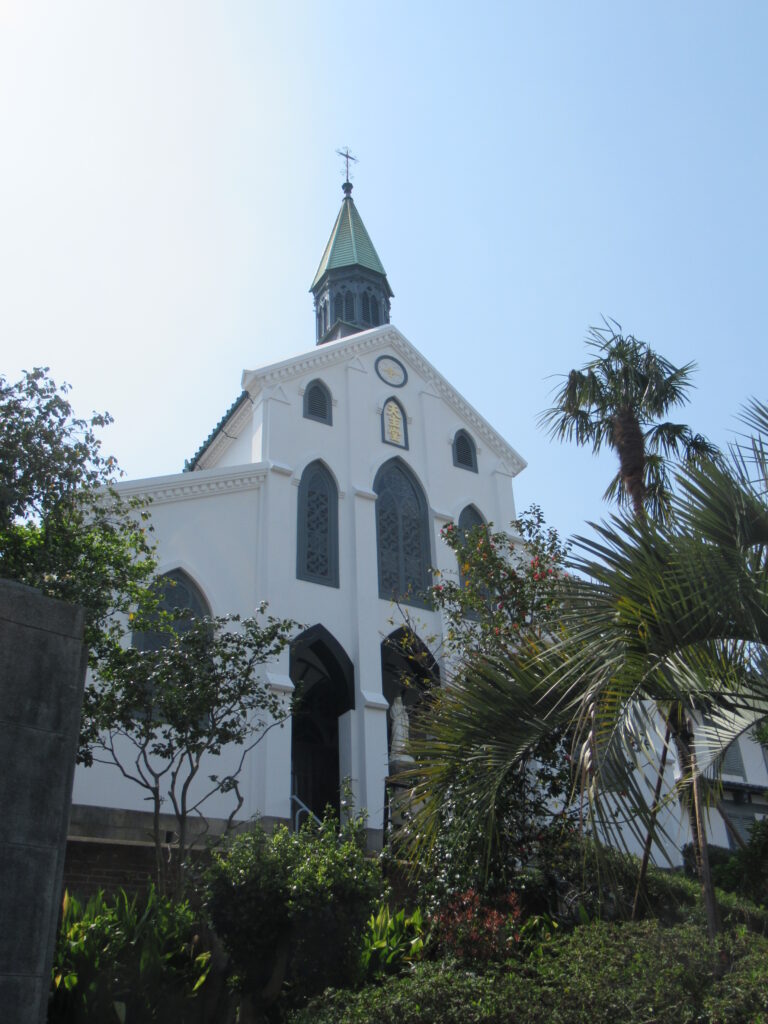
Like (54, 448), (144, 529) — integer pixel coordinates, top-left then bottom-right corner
(1, 1), (765, 547)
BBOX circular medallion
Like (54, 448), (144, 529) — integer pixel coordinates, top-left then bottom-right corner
(375, 355), (408, 388)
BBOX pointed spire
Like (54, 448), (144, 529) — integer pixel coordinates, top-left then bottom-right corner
(310, 171), (394, 345)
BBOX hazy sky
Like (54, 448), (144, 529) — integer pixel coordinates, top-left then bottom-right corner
(1, 1), (765, 547)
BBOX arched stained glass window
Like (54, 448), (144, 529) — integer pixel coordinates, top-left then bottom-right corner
(457, 505), (486, 617)
(381, 397), (408, 449)
(344, 291), (355, 321)
(374, 460), (431, 607)
(453, 429), (478, 472)
(303, 379), (332, 425)
(458, 504), (484, 535)
(132, 569), (211, 652)
(297, 461), (339, 587)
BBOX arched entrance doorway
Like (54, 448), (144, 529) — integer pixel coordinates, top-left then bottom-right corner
(290, 625), (355, 827)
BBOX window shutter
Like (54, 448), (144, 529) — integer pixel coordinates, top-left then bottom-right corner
(304, 380), (332, 425)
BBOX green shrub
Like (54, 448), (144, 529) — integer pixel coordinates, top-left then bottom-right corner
(49, 887), (210, 1023)
(707, 821), (768, 907)
(288, 921), (768, 1024)
(203, 808), (385, 1006)
(361, 905), (425, 979)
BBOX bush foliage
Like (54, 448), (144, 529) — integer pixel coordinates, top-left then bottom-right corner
(290, 921), (768, 1024)
(203, 808), (385, 1006)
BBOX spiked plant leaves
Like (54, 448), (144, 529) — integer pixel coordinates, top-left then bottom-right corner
(403, 400), (768, 922)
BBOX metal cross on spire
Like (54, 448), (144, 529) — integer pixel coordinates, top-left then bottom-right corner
(336, 147), (358, 184)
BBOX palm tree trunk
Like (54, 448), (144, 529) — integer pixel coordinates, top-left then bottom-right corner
(613, 408), (646, 517)
(670, 712), (720, 942)
(632, 723), (671, 920)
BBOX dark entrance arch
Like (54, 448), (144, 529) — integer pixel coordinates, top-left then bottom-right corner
(381, 628), (438, 713)
(381, 629), (439, 834)
(290, 625), (355, 826)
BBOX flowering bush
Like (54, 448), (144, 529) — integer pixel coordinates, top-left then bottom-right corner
(430, 889), (522, 962)
(431, 505), (569, 661)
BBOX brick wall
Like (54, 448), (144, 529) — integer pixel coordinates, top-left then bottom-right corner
(62, 840), (158, 900)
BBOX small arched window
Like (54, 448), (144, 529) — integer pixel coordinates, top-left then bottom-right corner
(333, 293), (343, 322)
(453, 429), (478, 472)
(381, 397), (408, 449)
(297, 461), (339, 587)
(303, 379), (332, 425)
(370, 296), (380, 326)
(374, 459), (431, 607)
(458, 504), (485, 535)
(362, 292), (371, 323)
(344, 291), (355, 321)
(133, 569), (211, 652)
(457, 505), (487, 616)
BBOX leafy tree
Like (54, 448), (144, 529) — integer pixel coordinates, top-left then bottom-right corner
(397, 507), (575, 902)
(404, 403), (768, 944)
(539, 320), (717, 521)
(433, 505), (568, 659)
(91, 605), (297, 892)
(0, 367), (157, 756)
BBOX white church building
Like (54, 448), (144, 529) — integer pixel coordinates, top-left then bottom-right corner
(70, 178), (767, 863)
(70, 177), (527, 852)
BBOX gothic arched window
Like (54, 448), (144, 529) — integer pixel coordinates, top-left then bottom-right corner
(297, 461), (339, 587)
(381, 397), (408, 449)
(370, 296), (380, 326)
(453, 429), (478, 472)
(344, 291), (355, 321)
(132, 569), (211, 652)
(457, 505), (487, 616)
(333, 293), (343, 322)
(303, 379), (332, 425)
(362, 292), (371, 323)
(374, 459), (431, 607)
(458, 504), (485, 535)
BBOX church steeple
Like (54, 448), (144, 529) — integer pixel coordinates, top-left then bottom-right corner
(310, 176), (394, 345)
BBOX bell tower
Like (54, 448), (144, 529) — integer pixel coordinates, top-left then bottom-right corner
(310, 167), (394, 345)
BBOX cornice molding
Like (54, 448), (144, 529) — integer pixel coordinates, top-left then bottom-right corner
(116, 464), (269, 505)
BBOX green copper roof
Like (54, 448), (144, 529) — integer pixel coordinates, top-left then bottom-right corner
(311, 187), (388, 289)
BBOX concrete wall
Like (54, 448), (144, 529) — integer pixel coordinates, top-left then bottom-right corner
(0, 580), (87, 1024)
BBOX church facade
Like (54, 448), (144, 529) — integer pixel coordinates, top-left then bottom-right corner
(69, 179), (768, 864)
(70, 180), (526, 850)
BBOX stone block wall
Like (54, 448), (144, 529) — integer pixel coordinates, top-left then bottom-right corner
(0, 580), (87, 1024)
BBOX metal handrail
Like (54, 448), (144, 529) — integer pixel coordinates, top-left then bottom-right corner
(290, 793), (322, 832)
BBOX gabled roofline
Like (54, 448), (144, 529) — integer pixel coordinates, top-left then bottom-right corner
(184, 390), (251, 472)
(240, 325), (527, 476)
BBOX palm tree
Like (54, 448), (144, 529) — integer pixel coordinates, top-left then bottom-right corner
(403, 401), (768, 942)
(539, 320), (718, 522)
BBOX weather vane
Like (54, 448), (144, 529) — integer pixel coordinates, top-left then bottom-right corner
(336, 147), (358, 184)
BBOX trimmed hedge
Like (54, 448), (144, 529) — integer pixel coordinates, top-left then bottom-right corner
(289, 921), (768, 1024)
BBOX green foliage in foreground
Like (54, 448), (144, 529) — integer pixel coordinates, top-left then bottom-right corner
(49, 886), (210, 1023)
(290, 921), (768, 1024)
(361, 905), (425, 979)
(203, 809), (385, 1005)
